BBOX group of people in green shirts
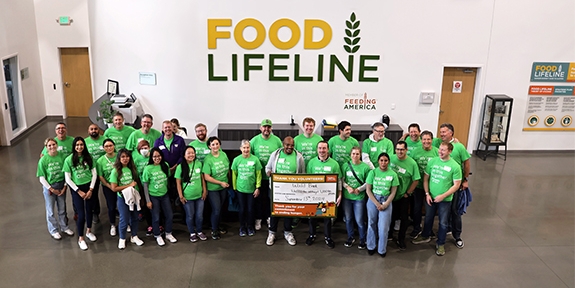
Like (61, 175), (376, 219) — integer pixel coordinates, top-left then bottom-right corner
(37, 113), (470, 257)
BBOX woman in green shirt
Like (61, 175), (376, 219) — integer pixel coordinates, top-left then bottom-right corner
(132, 140), (153, 236)
(342, 146), (371, 249)
(37, 138), (74, 240)
(231, 140), (262, 237)
(176, 146), (208, 242)
(366, 152), (398, 257)
(143, 147), (178, 246)
(202, 136), (230, 240)
(110, 148), (144, 249)
(97, 139), (118, 237)
(63, 137), (98, 251)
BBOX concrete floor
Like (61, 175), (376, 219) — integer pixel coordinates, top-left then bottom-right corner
(0, 117), (573, 288)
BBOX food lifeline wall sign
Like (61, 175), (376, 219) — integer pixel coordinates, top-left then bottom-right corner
(207, 13), (380, 82)
(530, 62), (575, 82)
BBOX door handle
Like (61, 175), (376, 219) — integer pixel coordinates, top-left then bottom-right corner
(439, 110), (445, 114)
(64, 82), (70, 87)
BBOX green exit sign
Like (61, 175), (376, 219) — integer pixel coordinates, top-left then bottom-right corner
(59, 16), (70, 25)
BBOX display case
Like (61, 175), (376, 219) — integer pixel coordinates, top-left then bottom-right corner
(476, 94), (513, 160)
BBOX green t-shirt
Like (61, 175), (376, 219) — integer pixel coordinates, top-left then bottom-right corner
(125, 129), (162, 152)
(63, 155), (93, 186)
(84, 136), (105, 161)
(175, 160), (203, 200)
(275, 151), (298, 174)
(328, 135), (359, 167)
(410, 147), (439, 189)
(425, 157), (462, 202)
(389, 155), (421, 200)
(366, 168), (399, 197)
(142, 164), (170, 197)
(405, 137), (422, 157)
(109, 167), (136, 196)
(41, 136), (74, 157)
(202, 152), (230, 191)
(189, 139), (211, 163)
(294, 133), (323, 165)
(96, 154), (116, 182)
(103, 125), (136, 150)
(362, 137), (395, 166)
(231, 154), (262, 193)
(342, 161), (371, 200)
(306, 157), (343, 179)
(163, 136), (174, 151)
(132, 150), (149, 176)
(37, 153), (66, 184)
(250, 134), (282, 180)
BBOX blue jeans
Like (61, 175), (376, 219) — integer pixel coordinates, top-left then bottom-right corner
(150, 194), (173, 236)
(449, 189), (463, 239)
(366, 195), (392, 254)
(117, 195), (139, 240)
(183, 198), (204, 234)
(42, 186), (69, 234)
(422, 199), (451, 245)
(71, 183), (95, 237)
(208, 189), (227, 231)
(236, 191), (255, 230)
(343, 197), (366, 242)
(102, 185), (117, 226)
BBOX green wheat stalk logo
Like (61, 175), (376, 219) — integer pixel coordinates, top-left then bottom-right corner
(344, 12), (361, 53)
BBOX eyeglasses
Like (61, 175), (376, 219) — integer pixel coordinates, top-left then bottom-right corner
(374, 130), (385, 133)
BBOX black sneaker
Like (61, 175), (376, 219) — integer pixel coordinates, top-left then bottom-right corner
(387, 232), (394, 241)
(146, 226), (153, 237)
(211, 231), (220, 240)
(409, 229), (421, 239)
(344, 237), (355, 248)
(325, 238), (335, 249)
(358, 242), (367, 250)
(219, 227), (227, 235)
(368, 249), (375, 255)
(455, 238), (464, 249)
(305, 235), (316, 246)
(396, 240), (406, 251)
(379, 252), (387, 258)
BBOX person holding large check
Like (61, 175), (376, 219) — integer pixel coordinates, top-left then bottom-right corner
(305, 141), (342, 249)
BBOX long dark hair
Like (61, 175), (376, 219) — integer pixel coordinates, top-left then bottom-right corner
(181, 146), (196, 183)
(148, 147), (169, 178)
(72, 137), (93, 169)
(113, 148), (143, 191)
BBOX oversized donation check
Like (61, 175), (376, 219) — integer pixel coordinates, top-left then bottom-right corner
(270, 174), (338, 218)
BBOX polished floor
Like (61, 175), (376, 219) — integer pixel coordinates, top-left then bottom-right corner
(0, 117), (573, 288)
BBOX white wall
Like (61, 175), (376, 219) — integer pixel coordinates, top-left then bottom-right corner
(84, 0), (574, 150)
(34, 0), (91, 116)
(0, 0), (46, 143)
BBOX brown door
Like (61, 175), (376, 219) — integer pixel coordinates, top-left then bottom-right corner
(438, 67), (477, 148)
(60, 48), (93, 117)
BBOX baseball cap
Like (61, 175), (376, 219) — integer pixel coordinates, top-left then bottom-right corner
(261, 119), (273, 127)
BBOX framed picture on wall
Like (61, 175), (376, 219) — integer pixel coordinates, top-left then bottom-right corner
(107, 79), (119, 95)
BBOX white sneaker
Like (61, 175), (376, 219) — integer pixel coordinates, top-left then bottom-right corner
(110, 225), (117, 237)
(51, 232), (62, 240)
(266, 232), (276, 246)
(127, 225), (131, 233)
(62, 229), (74, 236)
(394, 220), (400, 231)
(285, 232), (296, 246)
(118, 239), (126, 250)
(255, 219), (262, 231)
(156, 236), (165, 246)
(78, 240), (88, 250)
(85, 232), (97, 242)
(131, 236), (144, 246)
(165, 233), (177, 243)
